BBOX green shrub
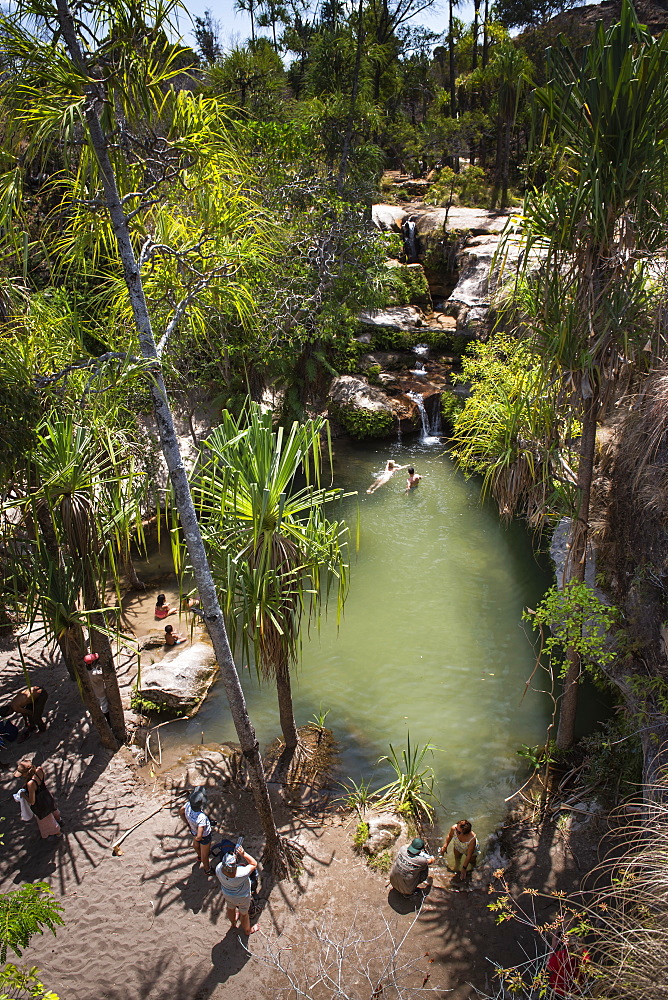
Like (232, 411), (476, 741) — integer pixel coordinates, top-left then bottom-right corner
(580, 716), (643, 803)
(441, 390), (465, 427)
(366, 364), (382, 385)
(0, 884), (63, 964)
(130, 691), (167, 715)
(368, 326), (459, 354)
(368, 850), (393, 874)
(385, 265), (431, 308)
(331, 405), (394, 440)
(425, 165), (490, 209)
(353, 820), (370, 849)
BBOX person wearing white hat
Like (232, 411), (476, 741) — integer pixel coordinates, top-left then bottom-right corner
(215, 844), (259, 935)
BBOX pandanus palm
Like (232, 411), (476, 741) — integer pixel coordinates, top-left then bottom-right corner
(194, 403), (351, 750)
(510, 0), (668, 746)
(4, 416), (148, 745)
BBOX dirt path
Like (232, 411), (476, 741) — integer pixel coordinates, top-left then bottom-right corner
(0, 637), (601, 1000)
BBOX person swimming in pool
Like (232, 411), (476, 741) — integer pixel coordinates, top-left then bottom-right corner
(405, 466), (422, 491)
(367, 460), (408, 494)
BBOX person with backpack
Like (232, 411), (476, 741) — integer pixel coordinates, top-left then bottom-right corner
(215, 844), (259, 935)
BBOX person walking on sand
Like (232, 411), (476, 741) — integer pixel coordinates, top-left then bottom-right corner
(367, 460), (408, 494)
(405, 466), (422, 491)
(389, 837), (435, 896)
(180, 788), (213, 874)
(154, 593), (177, 619)
(439, 819), (479, 881)
(215, 844), (259, 935)
(14, 760), (61, 839)
(1, 685), (49, 741)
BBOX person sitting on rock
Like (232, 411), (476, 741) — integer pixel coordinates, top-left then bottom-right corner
(154, 593), (177, 619)
(164, 624), (186, 647)
(367, 460), (408, 494)
(389, 837), (435, 896)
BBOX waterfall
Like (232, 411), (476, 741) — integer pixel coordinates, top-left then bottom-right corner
(408, 391), (441, 445)
(402, 218), (418, 264)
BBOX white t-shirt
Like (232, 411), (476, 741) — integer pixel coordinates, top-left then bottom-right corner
(184, 801), (211, 838)
(215, 862), (253, 898)
(89, 670), (108, 714)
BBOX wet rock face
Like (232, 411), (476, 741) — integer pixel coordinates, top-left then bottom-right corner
(137, 641), (219, 714)
(372, 203), (517, 335)
(358, 305), (425, 332)
(328, 375), (398, 440)
(362, 813), (403, 856)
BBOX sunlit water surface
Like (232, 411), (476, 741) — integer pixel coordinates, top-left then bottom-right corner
(162, 438), (556, 841)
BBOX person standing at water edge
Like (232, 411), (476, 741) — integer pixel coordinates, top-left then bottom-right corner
(439, 820), (478, 880)
(405, 466), (422, 491)
(215, 845), (259, 935)
(180, 788), (213, 874)
(389, 838), (435, 896)
(367, 460), (408, 493)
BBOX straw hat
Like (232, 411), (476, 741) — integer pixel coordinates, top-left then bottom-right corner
(14, 759), (36, 779)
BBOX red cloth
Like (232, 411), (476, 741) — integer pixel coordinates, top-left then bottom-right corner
(547, 948), (589, 996)
(155, 606), (170, 619)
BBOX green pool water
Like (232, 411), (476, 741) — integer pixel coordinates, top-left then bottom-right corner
(165, 437), (556, 841)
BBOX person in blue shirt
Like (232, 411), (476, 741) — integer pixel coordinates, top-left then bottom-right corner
(179, 788), (213, 875)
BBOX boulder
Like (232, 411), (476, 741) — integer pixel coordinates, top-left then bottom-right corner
(384, 260), (432, 308)
(447, 236), (497, 310)
(372, 204), (407, 232)
(363, 812), (403, 856)
(358, 306), (425, 332)
(328, 375), (397, 440)
(359, 351), (413, 371)
(137, 640), (219, 714)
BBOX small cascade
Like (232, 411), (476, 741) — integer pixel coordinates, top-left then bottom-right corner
(408, 390), (441, 445)
(413, 344), (429, 357)
(411, 361), (427, 376)
(402, 218), (418, 264)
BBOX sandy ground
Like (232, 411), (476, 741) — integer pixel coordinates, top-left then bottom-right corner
(0, 633), (603, 1000)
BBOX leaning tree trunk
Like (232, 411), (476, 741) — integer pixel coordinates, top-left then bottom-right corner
(448, 0), (457, 118)
(55, 0), (291, 876)
(500, 116), (512, 210)
(336, 0), (364, 195)
(556, 385), (600, 750)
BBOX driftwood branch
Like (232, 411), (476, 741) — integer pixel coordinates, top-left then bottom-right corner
(111, 800), (170, 855)
(145, 715), (189, 768)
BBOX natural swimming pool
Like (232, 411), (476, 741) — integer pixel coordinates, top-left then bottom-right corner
(159, 435), (558, 842)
